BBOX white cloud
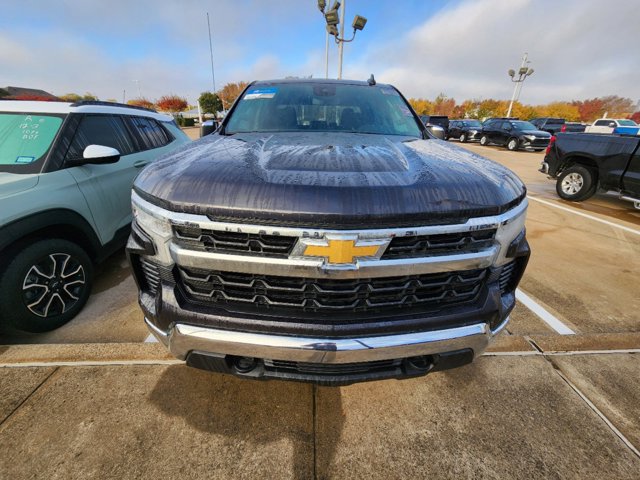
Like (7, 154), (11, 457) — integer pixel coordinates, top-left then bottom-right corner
(348, 0), (640, 104)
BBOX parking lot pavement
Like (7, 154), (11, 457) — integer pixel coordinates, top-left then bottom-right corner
(1, 343), (639, 479)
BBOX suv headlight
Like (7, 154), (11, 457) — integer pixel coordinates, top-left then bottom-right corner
(132, 200), (172, 238)
(524, 135), (536, 141)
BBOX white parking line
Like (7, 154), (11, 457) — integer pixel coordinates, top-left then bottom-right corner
(144, 334), (158, 343)
(516, 288), (576, 335)
(527, 195), (640, 236)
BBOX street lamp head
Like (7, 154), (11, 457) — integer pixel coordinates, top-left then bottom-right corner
(325, 10), (340, 25)
(518, 67), (529, 75)
(352, 15), (367, 31)
(317, 0), (326, 13)
(526, 68), (534, 76)
(326, 24), (339, 36)
(508, 69), (515, 77)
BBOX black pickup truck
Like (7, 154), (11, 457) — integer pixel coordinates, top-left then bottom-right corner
(128, 78), (530, 385)
(530, 118), (586, 135)
(541, 132), (640, 208)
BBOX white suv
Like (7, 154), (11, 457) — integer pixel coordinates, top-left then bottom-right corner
(585, 118), (638, 134)
(0, 100), (190, 332)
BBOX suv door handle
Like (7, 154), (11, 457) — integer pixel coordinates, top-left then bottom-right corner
(134, 160), (149, 168)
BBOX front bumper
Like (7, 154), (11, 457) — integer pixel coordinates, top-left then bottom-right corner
(146, 316), (508, 385)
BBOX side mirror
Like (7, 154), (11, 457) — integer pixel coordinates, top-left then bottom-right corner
(608, 122), (616, 128)
(200, 120), (218, 137)
(82, 145), (121, 164)
(425, 125), (445, 140)
(67, 145), (121, 166)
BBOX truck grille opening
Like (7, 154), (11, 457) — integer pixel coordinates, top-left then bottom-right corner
(382, 229), (495, 259)
(498, 258), (526, 295)
(173, 226), (297, 258)
(177, 267), (487, 317)
(140, 257), (161, 294)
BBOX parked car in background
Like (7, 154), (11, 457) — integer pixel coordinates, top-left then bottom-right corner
(585, 118), (638, 134)
(420, 115), (449, 135)
(480, 119), (551, 151)
(561, 122), (587, 133)
(541, 132), (640, 209)
(447, 119), (483, 142)
(530, 118), (587, 134)
(0, 100), (190, 332)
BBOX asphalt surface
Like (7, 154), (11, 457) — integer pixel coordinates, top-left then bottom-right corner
(1, 136), (639, 479)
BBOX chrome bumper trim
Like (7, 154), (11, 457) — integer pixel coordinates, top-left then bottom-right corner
(169, 244), (499, 279)
(146, 319), (501, 364)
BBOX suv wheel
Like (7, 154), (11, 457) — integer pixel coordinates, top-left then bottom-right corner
(0, 239), (93, 333)
(507, 138), (519, 151)
(460, 133), (467, 143)
(556, 165), (597, 202)
(479, 135), (489, 146)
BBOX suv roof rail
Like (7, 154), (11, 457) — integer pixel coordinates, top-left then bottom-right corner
(69, 100), (158, 113)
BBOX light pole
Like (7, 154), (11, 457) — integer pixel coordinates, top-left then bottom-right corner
(506, 53), (534, 117)
(317, 1), (367, 79)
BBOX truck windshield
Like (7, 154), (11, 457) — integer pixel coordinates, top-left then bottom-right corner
(225, 83), (422, 137)
(0, 113), (64, 168)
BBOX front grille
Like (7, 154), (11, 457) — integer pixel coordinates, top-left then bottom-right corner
(498, 259), (527, 294)
(173, 226), (296, 258)
(382, 230), (495, 259)
(265, 359), (399, 375)
(178, 267), (487, 318)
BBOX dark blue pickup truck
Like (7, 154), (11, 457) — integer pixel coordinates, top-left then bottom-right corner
(541, 132), (640, 209)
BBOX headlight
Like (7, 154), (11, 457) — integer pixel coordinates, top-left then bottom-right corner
(132, 195), (173, 238)
(469, 129), (478, 134)
(524, 135), (536, 141)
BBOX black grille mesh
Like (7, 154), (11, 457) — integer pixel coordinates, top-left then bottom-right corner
(178, 267), (487, 317)
(382, 230), (495, 259)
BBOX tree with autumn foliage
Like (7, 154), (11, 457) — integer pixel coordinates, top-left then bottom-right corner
(10, 94), (60, 101)
(156, 95), (188, 114)
(127, 98), (155, 109)
(59, 92), (98, 102)
(217, 82), (249, 110)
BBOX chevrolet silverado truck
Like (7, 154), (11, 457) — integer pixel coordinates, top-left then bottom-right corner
(541, 132), (640, 208)
(127, 79), (530, 385)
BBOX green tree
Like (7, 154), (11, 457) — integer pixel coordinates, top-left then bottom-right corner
(198, 91), (223, 115)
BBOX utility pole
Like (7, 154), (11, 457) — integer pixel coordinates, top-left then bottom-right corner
(506, 53), (534, 117)
(337, 0), (346, 79)
(207, 12), (217, 93)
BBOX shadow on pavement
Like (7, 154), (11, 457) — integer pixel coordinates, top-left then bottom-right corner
(149, 365), (345, 478)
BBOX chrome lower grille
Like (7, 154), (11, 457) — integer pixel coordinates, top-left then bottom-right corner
(177, 267), (487, 316)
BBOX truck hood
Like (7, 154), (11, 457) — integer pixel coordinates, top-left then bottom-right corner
(0, 173), (39, 200)
(134, 132), (526, 227)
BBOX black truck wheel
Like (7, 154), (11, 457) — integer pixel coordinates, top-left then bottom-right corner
(556, 165), (597, 202)
(0, 239), (93, 333)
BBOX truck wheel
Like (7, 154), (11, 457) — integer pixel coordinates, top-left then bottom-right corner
(507, 138), (519, 151)
(0, 239), (93, 333)
(556, 165), (597, 202)
(479, 135), (489, 146)
(460, 133), (467, 143)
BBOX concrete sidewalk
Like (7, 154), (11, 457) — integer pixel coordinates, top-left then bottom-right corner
(1, 336), (639, 479)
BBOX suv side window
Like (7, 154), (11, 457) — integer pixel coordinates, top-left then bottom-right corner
(501, 121), (512, 130)
(65, 114), (135, 161)
(127, 116), (173, 151)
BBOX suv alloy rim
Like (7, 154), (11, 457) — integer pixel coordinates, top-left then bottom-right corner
(561, 172), (584, 195)
(22, 253), (86, 318)
(508, 139), (517, 150)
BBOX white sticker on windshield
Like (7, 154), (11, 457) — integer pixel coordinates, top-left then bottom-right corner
(15, 156), (35, 164)
(244, 87), (278, 100)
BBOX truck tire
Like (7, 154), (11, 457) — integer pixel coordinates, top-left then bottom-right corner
(479, 135), (489, 146)
(556, 165), (597, 202)
(507, 138), (519, 151)
(0, 239), (93, 333)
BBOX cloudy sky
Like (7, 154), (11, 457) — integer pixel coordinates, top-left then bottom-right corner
(2, 0), (639, 106)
